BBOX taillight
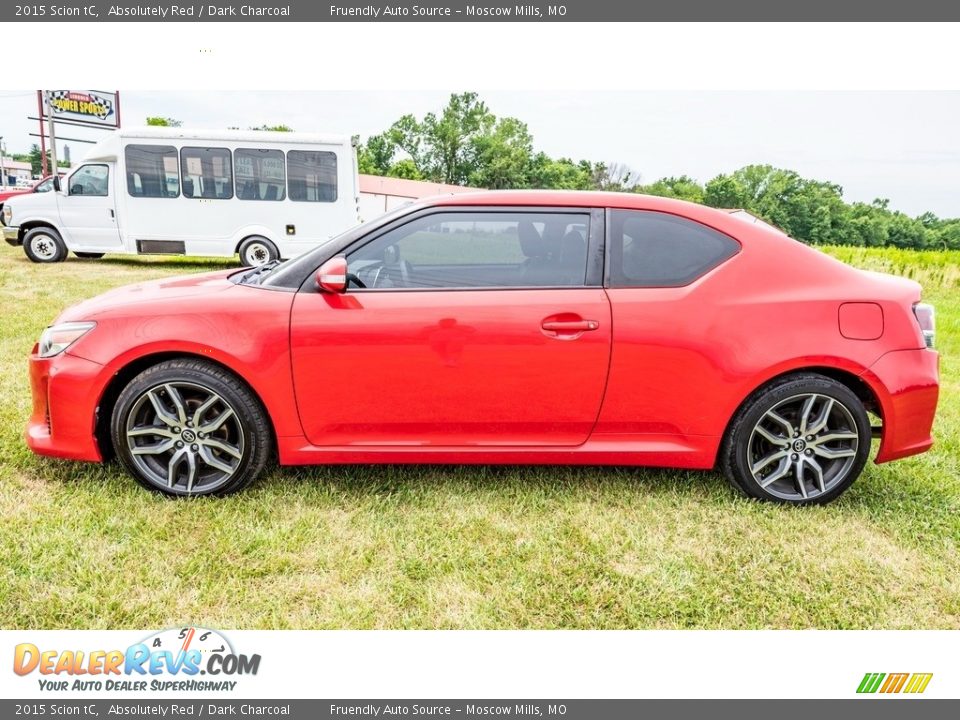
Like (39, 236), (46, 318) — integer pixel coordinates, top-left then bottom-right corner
(913, 303), (936, 348)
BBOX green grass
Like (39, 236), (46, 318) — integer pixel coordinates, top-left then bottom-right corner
(0, 244), (957, 629)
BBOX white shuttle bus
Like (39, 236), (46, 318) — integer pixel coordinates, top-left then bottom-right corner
(2, 127), (361, 265)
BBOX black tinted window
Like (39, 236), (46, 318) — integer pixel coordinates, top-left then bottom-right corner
(181, 147), (233, 199)
(347, 211), (590, 289)
(610, 210), (739, 287)
(288, 150), (337, 202)
(234, 148), (285, 201)
(125, 145), (179, 198)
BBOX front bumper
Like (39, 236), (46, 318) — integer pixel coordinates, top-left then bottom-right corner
(861, 348), (940, 463)
(3, 225), (20, 246)
(26, 349), (106, 462)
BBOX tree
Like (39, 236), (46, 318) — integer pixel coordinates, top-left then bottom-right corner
(357, 132), (396, 176)
(638, 175), (705, 203)
(468, 116), (534, 189)
(146, 116), (182, 127)
(249, 124), (293, 132)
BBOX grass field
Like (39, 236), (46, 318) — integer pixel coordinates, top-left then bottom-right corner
(0, 243), (957, 630)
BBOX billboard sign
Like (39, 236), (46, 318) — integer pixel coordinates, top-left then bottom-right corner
(44, 90), (119, 127)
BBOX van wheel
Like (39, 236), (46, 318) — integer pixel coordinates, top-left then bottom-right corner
(24, 227), (67, 263)
(239, 236), (279, 267)
(75, 252), (105, 259)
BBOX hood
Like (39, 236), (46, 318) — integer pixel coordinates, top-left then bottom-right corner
(57, 269), (240, 322)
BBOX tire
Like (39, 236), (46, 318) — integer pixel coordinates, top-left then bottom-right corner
(23, 227), (67, 263)
(238, 236), (279, 267)
(111, 359), (272, 497)
(75, 252), (105, 259)
(720, 374), (871, 505)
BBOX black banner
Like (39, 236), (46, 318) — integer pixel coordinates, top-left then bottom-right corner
(3, 700), (959, 719)
(4, 0), (960, 21)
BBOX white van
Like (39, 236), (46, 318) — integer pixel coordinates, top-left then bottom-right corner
(2, 127), (361, 265)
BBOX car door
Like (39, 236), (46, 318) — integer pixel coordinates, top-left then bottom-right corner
(290, 207), (611, 447)
(56, 163), (122, 250)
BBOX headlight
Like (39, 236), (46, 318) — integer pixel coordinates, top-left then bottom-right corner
(37, 322), (96, 358)
(2, 206), (11, 225)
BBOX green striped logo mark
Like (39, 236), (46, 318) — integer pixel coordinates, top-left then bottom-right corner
(857, 673), (886, 693)
(857, 672), (933, 694)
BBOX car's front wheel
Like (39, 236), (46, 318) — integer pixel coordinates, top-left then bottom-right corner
(24, 227), (67, 263)
(721, 374), (871, 505)
(111, 359), (272, 496)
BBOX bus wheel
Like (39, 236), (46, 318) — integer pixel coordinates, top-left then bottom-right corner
(239, 236), (279, 267)
(75, 252), (105, 259)
(24, 227), (68, 263)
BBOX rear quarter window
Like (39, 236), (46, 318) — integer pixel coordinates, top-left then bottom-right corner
(609, 209), (739, 288)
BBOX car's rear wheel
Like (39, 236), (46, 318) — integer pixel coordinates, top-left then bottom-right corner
(24, 227), (67, 263)
(238, 236), (279, 267)
(721, 374), (871, 505)
(111, 359), (272, 497)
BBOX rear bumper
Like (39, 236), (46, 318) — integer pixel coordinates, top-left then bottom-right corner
(3, 225), (20, 246)
(26, 350), (106, 462)
(861, 348), (939, 463)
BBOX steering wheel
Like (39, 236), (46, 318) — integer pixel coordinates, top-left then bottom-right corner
(346, 272), (366, 289)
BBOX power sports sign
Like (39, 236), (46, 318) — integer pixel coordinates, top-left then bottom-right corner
(44, 90), (119, 127)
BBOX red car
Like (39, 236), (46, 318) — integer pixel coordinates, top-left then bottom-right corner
(26, 191), (939, 504)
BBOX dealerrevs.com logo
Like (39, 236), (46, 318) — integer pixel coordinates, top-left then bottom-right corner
(857, 673), (933, 694)
(13, 627), (261, 692)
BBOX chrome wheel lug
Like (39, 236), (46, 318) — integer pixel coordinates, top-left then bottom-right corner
(176, 441), (184, 448)
(806, 435), (813, 442)
(805, 449), (812, 456)
(173, 427), (181, 434)
(191, 444), (199, 452)
(791, 453), (798, 461)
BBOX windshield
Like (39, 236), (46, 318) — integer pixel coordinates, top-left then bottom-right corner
(260, 202), (418, 289)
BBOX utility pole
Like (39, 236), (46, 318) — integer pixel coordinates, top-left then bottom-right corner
(45, 92), (59, 179)
(0, 137), (6, 189)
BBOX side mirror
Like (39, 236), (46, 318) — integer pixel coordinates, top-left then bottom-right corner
(315, 256), (348, 293)
(53, 176), (61, 192)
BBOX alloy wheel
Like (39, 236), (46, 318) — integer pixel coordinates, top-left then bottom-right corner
(125, 382), (245, 494)
(747, 393), (860, 501)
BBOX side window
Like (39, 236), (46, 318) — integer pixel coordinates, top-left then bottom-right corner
(68, 165), (109, 197)
(609, 210), (739, 288)
(288, 150), (337, 202)
(180, 147), (233, 199)
(346, 211), (590, 289)
(234, 148), (285, 201)
(125, 145), (179, 198)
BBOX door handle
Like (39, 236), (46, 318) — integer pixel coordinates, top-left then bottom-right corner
(541, 319), (600, 332)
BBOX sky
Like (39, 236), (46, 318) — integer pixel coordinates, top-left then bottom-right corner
(3, 90), (958, 218)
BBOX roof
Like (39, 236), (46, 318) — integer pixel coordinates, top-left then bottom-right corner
(359, 174), (479, 199)
(2, 160), (32, 170)
(113, 126), (351, 146)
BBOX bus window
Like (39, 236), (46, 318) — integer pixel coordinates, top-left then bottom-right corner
(181, 147), (233, 200)
(287, 150), (337, 202)
(234, 148), (285, 201)
(125, 145), (180, 198)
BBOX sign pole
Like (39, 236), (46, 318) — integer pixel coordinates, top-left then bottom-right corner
(0, 137), (6, 189)
(37, 90), (47, 177)
(45, 92), (59, 179)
